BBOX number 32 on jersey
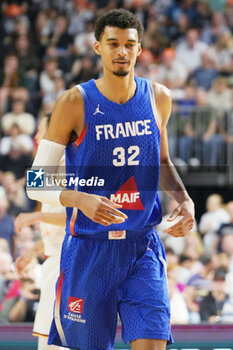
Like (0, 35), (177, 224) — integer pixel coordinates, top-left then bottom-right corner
(113, 145), (140, 166)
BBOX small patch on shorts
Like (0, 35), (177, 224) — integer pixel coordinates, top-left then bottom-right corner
(108, 230), (126, 239)
(68, 297), (84, 314)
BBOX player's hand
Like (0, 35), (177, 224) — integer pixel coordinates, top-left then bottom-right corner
(14, 212), (40, 233)
(164, 199), (195, 237)
(15, 252), (34, 277)
(78, 192), (128, 226)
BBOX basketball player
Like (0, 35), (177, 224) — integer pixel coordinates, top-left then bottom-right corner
(15, 114), (67, 350)
(27, 9), (195, 350)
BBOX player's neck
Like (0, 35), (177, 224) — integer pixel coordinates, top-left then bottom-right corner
(96, 72), (136, 104)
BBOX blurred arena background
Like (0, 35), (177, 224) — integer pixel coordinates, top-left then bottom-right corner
(0, 0), (233, 349)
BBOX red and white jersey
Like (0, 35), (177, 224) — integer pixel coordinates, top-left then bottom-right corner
(40, 203), (66, 256)
(40, 154), (66, 256)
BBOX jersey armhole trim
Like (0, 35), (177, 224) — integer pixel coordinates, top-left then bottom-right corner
(147, 81), (162, 134)
(75, 84), (86, 99)
(73, 84), (88, 147)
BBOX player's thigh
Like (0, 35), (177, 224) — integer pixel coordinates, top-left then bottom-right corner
(131, 338), (167, 350)
(118, 233), (171, 344)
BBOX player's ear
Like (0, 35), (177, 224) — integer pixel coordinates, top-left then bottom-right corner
(137, 43), (142, 57)
(94, 41), (101, 56)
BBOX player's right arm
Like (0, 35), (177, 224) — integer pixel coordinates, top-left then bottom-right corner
(27, 88), (127, 226)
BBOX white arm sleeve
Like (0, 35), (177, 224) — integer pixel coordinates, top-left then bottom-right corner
(26, 139), (66, 206)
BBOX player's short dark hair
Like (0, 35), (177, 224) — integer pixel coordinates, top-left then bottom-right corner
(94, 9), (144, 41)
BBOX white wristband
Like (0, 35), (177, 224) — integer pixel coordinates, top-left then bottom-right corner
(26, 139), (66, 206)
(27, 187), (64, 206)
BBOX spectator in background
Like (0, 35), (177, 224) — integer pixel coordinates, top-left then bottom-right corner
(221, 232), (233, 272)
(1, 97), (35, 136)
(42, 74), (66, 108)
(168, 273), (189, 324)
(68, 0), (94, 37)
(189, 51), (219, 91)
(50, 15), (73, 53)
(0, 187), (15, 258)
(194, 1), (212, 31)
(14, 34), (41, 93)
(201, 11), (230, 45)
(156, 47), (188, 91)
(199, 194), (230, 254)
(208, 77), (232, 113)
(141, 17), (168, 58)
(43, 43), (73, 74)
(43, 44), (59, 62)
(0, 141), (33, 180)
(214, 251), (233, 299)
(70, 56), (99, 85)
(176, 29), (208, 73)
(0, 251), (14, 309)
(73, 20), (95, 56)
(9, 87), (34, 114)
(214, 31), (233, 74)
(167, 83), (196, 162)
(0, 123), (33, 156)
(39, 58), (63, 99)
(0, 3), (29, 57)
(217, 202), (233, 252)
(0, 239), (10, 253)
(166, 102), (181, 161)
(34, 10), (54, 54)
(166, 102), (187, 162)
(167, 13), (190, 44)
(225, 0), (233, 31)
(1, 172), (29, 216)
(14, 35), (38, 74)
(125, 0), (150, 30)
(135, 49), (158, 80)
(0, 277), (40, 323)
(186, 256), (214, 295)
(13, 17), (30, 39)
(15, 226), (37, 260)
(152, 0), (174, 16)
(0, 53), (26, 116)
(179, 89), (224, 165)
(183, 228), (204, 260)
(219, 102), (233, 154)
(199, 268), (233, 323)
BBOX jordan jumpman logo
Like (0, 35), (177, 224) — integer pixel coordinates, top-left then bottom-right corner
(93, 104), (104, 115)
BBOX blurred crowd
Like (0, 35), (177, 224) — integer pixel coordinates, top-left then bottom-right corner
(0, 0), (233, 326)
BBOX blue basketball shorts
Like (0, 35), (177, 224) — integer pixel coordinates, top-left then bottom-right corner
(48, 228), (173, 349)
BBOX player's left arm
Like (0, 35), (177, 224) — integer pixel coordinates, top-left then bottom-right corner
(14, 212), (66, 233)
(14, 239), (44, 277)
(153, 82), (195, 237)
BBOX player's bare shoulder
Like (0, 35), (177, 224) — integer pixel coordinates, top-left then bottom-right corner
(55, 86), (84, 113)
(151, 82), (172, 127)
(46, 87), (85, 144)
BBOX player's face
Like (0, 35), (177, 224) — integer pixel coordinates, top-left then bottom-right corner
(94, 26), (141, 77)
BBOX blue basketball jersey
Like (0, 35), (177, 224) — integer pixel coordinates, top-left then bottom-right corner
(65, 76), (162, 237)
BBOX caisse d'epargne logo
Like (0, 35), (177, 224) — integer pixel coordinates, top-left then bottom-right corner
(68, 297), (84, 314)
